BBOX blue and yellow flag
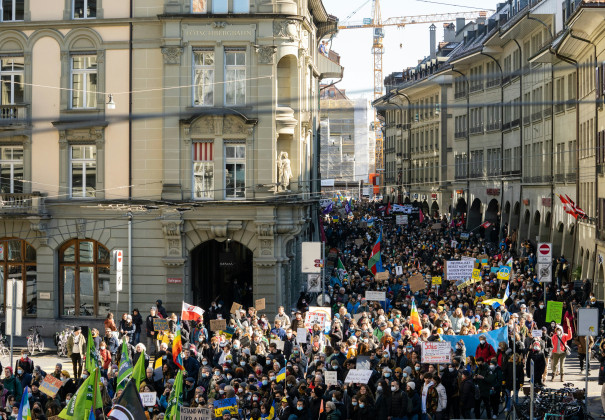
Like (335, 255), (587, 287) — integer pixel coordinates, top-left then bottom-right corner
(276, 367), (286, 383)
(17, 386), (31, 420)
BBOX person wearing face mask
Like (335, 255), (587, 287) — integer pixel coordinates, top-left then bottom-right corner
(526, 341), (546, 387)
(440, 363), (459, 419)
(550, 319), (572, 382)
(475, 335), (496, 362)
(486, 358), (503, 417)
(14, 364), (31, 392)
(454, 340), (466, 365)
(373, 379), (389, 420)
(533, 300), (547, 329)
(388, 380), (408, 420)
(473, 358), (492, 419)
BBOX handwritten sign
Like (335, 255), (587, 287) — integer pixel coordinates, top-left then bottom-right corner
(39, 374), (63, 397)
(396, 215), (408, 225)
(270, 339), (285, 351)
(304, 306), (331, 329)
(545, 301), (563, 324)
(365, 291), (386, 301)
(531, 330), (543, 338)
(344, 369), (373, 384)
(375, 271), (389, 281)
(140, 391), (157, 407)
(214, 397), (238, 417)
(230, 302), (242, 314)
(296, 328), (307, 344)
(409, 274), (426, 292)
(432, 223), (442, 230)
(421, 341), (451, 364)
(325, 371), (338, 386)
(255, 298), (266, 311)
(180, 407), (214, 420)
(431, 277), (442, 285)
(210, 319), (227, 331)
(153, 318), (169, 332)
(446, 260), (475, 280)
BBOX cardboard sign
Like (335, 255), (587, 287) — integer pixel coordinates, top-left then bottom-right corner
(344, 369), (373, 384)
(409, 274), (426, 292)
(214, 397), (238, 417)
(545, 301), (563, 324)
(421, 341), (451, 364)
(355, 239), (364, 246)
(531, 330), (543, 338)
(255, 298), (266, 311)
(140, 392), (157, 407)
(270, 339), (285, 351)
(153, 318), (169, 332)
(180, 407), (214, 420)
(375, 271), (389, 281)
(325, 371), (338, 386)
(230, 302), (242, 314)
(356, 356), (371, 370)
(432, 223), (441, 230)
(39, 374), (63, 397)
(472, 269), (481, 280)
(296, 328), (307, 344)
(365, 291), (386, 301)
(431, 277), (442, 285)
(210, 319), (227, 331)
(497, 266), (511, 280)
(446, 260), (475, 280)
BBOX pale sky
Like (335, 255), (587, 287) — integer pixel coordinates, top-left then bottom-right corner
(323, 0), (501, 99)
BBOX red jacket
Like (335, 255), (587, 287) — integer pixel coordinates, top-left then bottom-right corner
(551, 330), (573, 354)
(475, 342), (496, 362)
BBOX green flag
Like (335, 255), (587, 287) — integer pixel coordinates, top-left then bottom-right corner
(85, 329), (99, 375)
(166, 369), (184, 420)
(337, 258), (348, 281)
(116, 340), (133, 393)
(59, 368), (102, 420)
(132, 350), (147, 390)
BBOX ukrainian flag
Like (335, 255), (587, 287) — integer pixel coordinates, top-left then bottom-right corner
(276, 367), (286, 383)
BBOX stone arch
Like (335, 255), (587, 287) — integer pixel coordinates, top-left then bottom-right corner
(46, 219), (118, 253)
(455, 197), (467, 214)
(430, 201), (439, 217)
(0, 30), (28, 52)
(421, 200), (430, 216)
(553, 221), (564, 257)
(520, 209), (531, 241)
(183, 220), (259, 257)
(63, 28), (103, 51)
(26, 29), (64, 50)
(529, 210), (541, 243)
(468, 198), (482, 230)
(597, 264), (604, 300)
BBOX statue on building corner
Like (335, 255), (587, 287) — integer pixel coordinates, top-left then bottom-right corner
(277, 151), (292, 192)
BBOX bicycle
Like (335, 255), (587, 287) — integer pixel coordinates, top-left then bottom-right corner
(0, 333), (9, 357)
(27, 325), (45, 355)
(55, 325), (74, 357)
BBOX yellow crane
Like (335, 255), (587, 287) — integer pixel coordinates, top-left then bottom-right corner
(337, 1), (489, 173)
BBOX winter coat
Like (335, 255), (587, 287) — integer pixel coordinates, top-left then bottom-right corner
(373, 391), (389, 420)
(459, 378), (475, 411)
(526, 351), (546, 379)
(504, 358), (524, 391)
(599, 347), (605, 385)
(388, 389), (407, 418)
(326, 408), (342, 420)
(551, 330), (572, 354)
(475, 343), (496, 362)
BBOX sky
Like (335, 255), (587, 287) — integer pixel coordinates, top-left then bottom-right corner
(322, 0), (501, 99)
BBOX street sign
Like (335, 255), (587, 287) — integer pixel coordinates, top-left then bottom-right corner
(5, 279), (22, 336)
(113, 250), (124, 292)
(537, 243), (552, 264)
(538, 263), (552, 283)
(302, 242), (321, 273)
(578, 308), (599, 336)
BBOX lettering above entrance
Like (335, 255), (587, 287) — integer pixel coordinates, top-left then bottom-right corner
(183, 24), (256, 42)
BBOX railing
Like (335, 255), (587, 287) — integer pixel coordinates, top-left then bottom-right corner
(566, 172), (576, 182)
(470, 125), (484, 134)
(486, 122), (501, 131)
(0, 193), (45, 215)
(454, 131), (467, 139)
(544, 107), (552, 117)
(503, 122), (511, 130)
(555, 173), (565, 182)
(523, 115), (531, 125)
(0, 104), (28, 123)
(454, 91), (467, 100)
(486, 79), (501, 88)
(511, 118), (521, 127)
(470, 83), (484, 93)
(532, 111), (542, 121)
(555, 103), (565, 113)
(566, 100), (576, 110)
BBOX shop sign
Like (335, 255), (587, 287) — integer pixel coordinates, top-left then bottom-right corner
(167, 277), (182, 284)
(486, 188), (500, 196)
(542, 198), (552, 207)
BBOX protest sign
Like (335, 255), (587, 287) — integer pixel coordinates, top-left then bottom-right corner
(181, 407), (214, 420)
(375, 271), (389, 281)
(490, 267), (499, 274)
(531, 330), (543, 338)
(230, 302), (242, 314)
(365, 291), (386, 301)
(421, 341), (451, 364)
(460, 232), (470, 240)
(355, 239), (364, 246)
(255, 298), (266, 311)
(270, 339), (285, 351)
(409, 274), (426, 292)
(344, 369), (373, 384)
(296, 328), (307, 344)
(353, 313), (364, 322)
(578, 308), (599, 336)
(431, 277), (442, 285)
(304, 306), (331, 329)
(153, 318), (169, 332)
(210, 319), (227, 331)
(545, 301), (563, 323)
(395, 265), (403, 276)
(497, 266), (511, 280)
(396, 215), (408, 225)
(446, 260), (475, 280)
(356, 356), (371, 370)
(432, 223), (442, 230)
(140, 392), (157, 407)
(325, 371), (338, 386)
(214, 397), (238, 417)
(39, 374), (63, 397)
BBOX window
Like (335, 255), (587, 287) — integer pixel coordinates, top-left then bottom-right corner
(0, 146), (22, 193)
(0, 57), (23, 106)
(193, 49), (214, 106)
(73, 0), (96, 19)
(70, 55), (98, 109)
(225, 49), (245, 106)
(192, 0), (207, 13)
(212, 0), (227, 13)
(59, 239), (110, 317)
(70, 145), (96, 198)
(0, 238), (36, 316)
(1, 0), (23, 21)
(233, 0), (249, 13)
(193, 142), (214, 199)
(225, 144), (245, 198)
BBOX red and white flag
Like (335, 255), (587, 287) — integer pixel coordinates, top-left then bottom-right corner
(481, 221), (492, 229)
(181, 301), (205, 321)
(565, 194), (587, 219)
(558, 194), (576, 217)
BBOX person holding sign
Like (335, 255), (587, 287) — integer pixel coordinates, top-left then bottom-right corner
(550, 319), (573, 382)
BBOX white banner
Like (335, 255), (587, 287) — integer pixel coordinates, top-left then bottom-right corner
(365, 291), (386, 301)
(446, 260), (475, 280)
(344, 369), (373, 384)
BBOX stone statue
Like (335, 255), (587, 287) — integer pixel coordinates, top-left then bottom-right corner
(277, 151), (292, 191)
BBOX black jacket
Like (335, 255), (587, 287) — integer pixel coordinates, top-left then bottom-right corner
(459, 378), (475, 411)
(388, 389), (407, 418)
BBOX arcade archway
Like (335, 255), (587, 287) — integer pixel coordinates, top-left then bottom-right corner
(468, 198), (482, 230)
(191, 239), (254, 309)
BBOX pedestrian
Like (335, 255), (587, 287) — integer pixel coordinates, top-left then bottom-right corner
(146, 307), (159, 354)
(132, 308), (143, 345)
(550, 319), (572, 382)
(598, 340), (605, 418)
(66, 326), (86, 379)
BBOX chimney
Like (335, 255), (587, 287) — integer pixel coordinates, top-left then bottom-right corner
(443, 23), (455, 42)
(429, 24), (437, 59)
(456, 17), (466, 34)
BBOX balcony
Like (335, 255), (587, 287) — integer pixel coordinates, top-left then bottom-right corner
(455, 131), (467, 139)
(454, 91), (467, 100)
(0, 104), (29, 129)
(555, 173), (565, 183)
(486, 122), (501, 131)
(486, 79), (501, 89)
(566, 172), (576, 182)
(532, 111), (542, 122)
(470, 125), (484, 135)
(0, 193), (46, 215)
(276, 106), (297, 135)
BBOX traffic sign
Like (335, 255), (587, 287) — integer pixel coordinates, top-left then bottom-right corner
(113, 250), (124, 292)
(538, 263), (552, 283)
(537, 242), (552, 264)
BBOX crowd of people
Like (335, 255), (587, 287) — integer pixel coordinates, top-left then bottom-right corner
(0, 200), (603, 420)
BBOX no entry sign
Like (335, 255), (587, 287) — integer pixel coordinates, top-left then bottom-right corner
(537, 243), (552, 264)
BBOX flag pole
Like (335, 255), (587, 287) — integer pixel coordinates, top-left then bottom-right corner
(92, 367), (99, 417)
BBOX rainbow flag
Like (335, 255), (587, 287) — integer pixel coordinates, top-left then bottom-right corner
(173, 323), (185, 371)
(17, 386), (31, 420)
(368, 230), (384, 275)
(409, 299), (422, 333)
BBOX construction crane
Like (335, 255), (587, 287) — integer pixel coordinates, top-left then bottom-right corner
(337, 1), (490, 173)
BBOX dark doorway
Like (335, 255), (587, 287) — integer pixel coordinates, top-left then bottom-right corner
(191, 239), (254, 310)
